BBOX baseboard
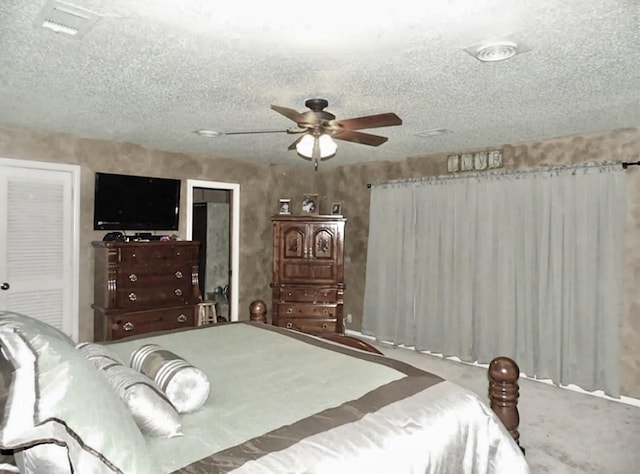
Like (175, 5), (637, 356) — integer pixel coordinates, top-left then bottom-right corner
(345, 329), (640, 408)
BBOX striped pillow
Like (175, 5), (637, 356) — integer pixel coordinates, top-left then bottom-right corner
(99, 362), (183, 438)
(77, 341), (182, 437)
(130, 344), (210, 413)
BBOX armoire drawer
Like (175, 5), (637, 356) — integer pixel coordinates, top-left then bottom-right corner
(276, 303), (337, 318)
(278, 287), (337, 303)
(275, 318), (338, 334)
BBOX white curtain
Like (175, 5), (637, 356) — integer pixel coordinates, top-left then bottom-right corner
(363, 162), (625, 396)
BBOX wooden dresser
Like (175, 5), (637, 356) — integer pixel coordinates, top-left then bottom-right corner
(92, 241), (201, 341)
(271, 215), (346, 335)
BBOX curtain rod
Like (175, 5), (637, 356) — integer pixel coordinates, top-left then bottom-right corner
(367, 160), (635, 188)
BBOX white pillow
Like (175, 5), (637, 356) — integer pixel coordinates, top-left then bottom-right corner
(100, 362), (183, 438)
(0, 311), (158, 474)
(76, 341), (123, 365)
(130, 343), (210, 413)
(14, 443), (70, 474)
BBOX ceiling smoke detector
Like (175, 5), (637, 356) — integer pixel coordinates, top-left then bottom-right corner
(464, 37), (530, 63)
(34, 0), (101, 38)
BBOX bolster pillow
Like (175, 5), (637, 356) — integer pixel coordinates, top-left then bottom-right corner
(130, 344), (210, 414)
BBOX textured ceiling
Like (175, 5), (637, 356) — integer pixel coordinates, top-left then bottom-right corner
(0, 0), (639, 167)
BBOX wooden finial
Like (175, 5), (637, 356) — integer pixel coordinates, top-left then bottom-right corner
(249, 300), (267, 323)
(488, 356), (523, 452)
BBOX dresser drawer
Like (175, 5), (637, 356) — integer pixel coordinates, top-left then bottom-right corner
(276, 317), (338, 334)
(118, 244), (196, 264)
(115, 283), (194, 308)
(116, 265), (192, 289)
(107, 306), (195, 340)
(276, 303), (337, 318)
(278, 287), (337, 303)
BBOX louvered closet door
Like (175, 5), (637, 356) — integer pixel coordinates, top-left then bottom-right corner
(0, 160), (78, 339)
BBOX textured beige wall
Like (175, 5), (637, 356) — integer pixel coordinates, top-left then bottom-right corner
(1, 123), (638, 397)
(0, 124), (314, 341)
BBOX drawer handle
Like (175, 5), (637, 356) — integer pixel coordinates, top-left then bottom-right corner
(177, 314), (187, 323)
(322, 323), (328, 330)
(175, 271), (183, 279)
(128, 292), (137, 301)
(123, 321), (134, 331)
(286, 322), (293, 329)
(322, 309), (329, 314)
(129, 273), (138, 282)
(174, 288), (183, 296)
(286, 308), (293, 314)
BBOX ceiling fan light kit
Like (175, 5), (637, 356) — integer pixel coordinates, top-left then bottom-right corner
(296, 134), (337, 160)
(212, 98), (402, 170)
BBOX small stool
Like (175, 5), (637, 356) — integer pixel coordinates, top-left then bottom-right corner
(196, 301), (217, 326)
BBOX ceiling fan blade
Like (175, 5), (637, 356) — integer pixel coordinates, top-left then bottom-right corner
(271, 105), (309, 125)
(334, 112), (402, 131)
(332, 129), (389, 146)
(221, 129), (288, 135)
(287, 135), (306, 151)
(220, 127), (307, 136)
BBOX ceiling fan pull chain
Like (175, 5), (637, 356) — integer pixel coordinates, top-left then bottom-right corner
(313, 136), (321, 171)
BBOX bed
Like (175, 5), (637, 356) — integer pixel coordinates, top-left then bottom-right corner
(0, 304), (529, 473)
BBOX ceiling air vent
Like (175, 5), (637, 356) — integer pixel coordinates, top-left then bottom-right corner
(415, 128), (453, 138)
(34, 0), (101, 38)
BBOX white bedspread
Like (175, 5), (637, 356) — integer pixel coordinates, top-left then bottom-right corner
(106, 323), (529, 473)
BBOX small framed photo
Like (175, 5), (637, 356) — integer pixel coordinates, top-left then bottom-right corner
(278, 198), (291, 215)
(301, 194), (319, 215)
(331, 202), (342, 215)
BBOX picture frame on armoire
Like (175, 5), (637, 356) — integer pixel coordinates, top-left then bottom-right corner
(301, 194), (319, 215)
(278, 198), (291, 215)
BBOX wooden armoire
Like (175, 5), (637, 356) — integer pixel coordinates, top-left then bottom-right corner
(271, 215), (346, 334)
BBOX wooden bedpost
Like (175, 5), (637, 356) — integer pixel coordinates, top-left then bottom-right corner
(249, 300), (268, 323)
(488, 356), (524, 453)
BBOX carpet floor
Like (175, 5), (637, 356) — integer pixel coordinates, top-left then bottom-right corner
(368, 341), (640, 474)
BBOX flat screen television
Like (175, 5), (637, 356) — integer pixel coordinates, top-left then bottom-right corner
(93, 172), (181, 231)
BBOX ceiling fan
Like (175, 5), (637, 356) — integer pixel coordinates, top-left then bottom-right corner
(221, 98), (402, 170)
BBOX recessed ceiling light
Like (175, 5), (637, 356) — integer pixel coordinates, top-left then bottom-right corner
(463, 36), (531, 62)
(415, 128), (453, 138)
(194, 129), (221, 138)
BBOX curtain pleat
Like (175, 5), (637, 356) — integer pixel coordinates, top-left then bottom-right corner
(363, 163), (625, 396)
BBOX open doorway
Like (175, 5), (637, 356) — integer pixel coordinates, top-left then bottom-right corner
(185, 180), (240, 322)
